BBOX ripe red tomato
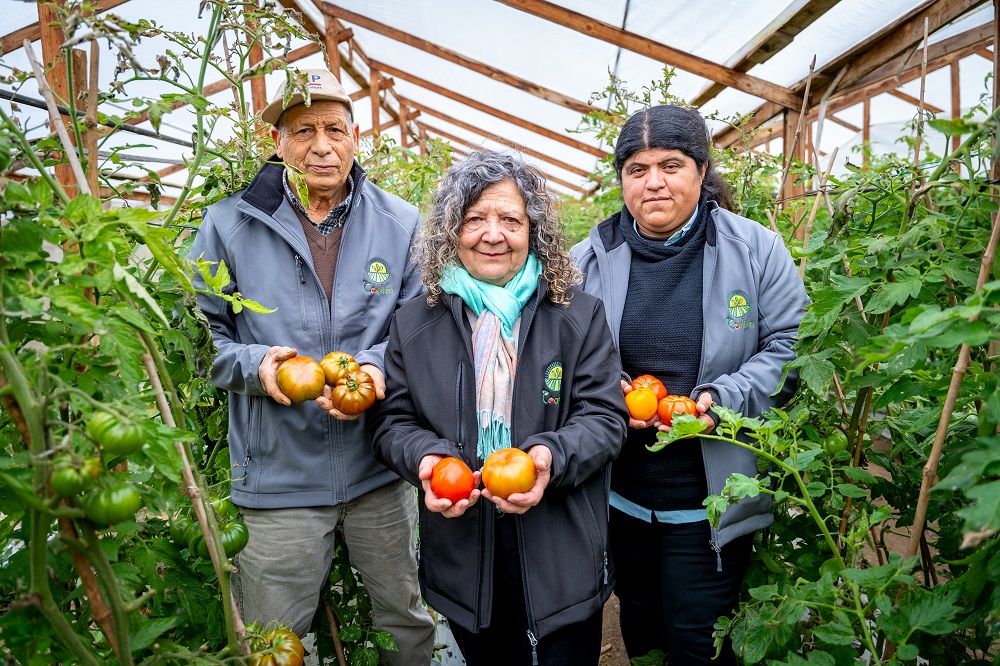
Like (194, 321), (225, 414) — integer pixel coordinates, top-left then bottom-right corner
(657, 395), (699, 427)
(430, 457), (475, 503)
(329, 370), (377, 415)
(249, 629), (305, 666)
(631, 375), (668, 401)
(481, 448), (537, 500)
(319, 351), (360, 385)
(625, 387), (658, 421)
(276, 356), (325, 402)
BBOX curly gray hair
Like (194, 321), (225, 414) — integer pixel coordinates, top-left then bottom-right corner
(418, 150), (579, 305)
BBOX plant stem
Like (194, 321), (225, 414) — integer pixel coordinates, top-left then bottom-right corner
(80, 521), (135, 664)
(0, 107), (70, 206)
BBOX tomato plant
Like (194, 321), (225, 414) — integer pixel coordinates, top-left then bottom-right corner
(481, 448), (536, 499)
(656, 395), (698, 427)
(430, 457), (475, 503)
(320, 351), (360, 385)
(624, 387), (659, 421)
(86, 411), (145, 456)
(81, 484), (143, 525)
(631, 374), (668, 401)
(276, 356), (326, 402)
(329, 370), (377, 415)
(249, 629), (305, 666)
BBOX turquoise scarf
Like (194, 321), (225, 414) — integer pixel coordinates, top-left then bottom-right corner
(440, 254), (541, 459)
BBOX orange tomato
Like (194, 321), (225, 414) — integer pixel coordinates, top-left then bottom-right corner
(275, 357), (325, 402)
(631, 375), (668, 401)
(657, 395), (699, 427)
(481, 448), (537, 499)
(624, 387), (658, 421)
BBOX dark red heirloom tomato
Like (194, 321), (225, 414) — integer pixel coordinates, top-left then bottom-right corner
(329, 370), (377, 415)
(276, 356), (325, 403)
(429, 457), (475, 503)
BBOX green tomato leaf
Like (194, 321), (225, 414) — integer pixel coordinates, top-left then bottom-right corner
(812, 620), (857, 646)
(113, 262), (170, 326)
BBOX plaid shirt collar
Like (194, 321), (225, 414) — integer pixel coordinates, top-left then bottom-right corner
(282, 168), (354, 235)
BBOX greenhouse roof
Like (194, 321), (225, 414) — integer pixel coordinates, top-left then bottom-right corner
(0, 0), (995, 200)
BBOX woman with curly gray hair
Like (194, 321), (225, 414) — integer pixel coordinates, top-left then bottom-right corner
(371, 150), (628, 666)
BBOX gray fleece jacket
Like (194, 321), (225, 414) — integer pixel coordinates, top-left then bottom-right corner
(190, 161), (423, 509)
(570, 201), (809, 549)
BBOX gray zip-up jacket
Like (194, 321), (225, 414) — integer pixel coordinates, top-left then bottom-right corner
(190, 161), (422, 509)
(571, 202), (808, 549)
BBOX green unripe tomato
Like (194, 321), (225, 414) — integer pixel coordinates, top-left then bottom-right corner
(221, 521), (250, 558)
(50, 457), (102, 496)
(170, 515), (194, 546)
(822, 430), (849, 455)
(87, 411), (145, 456)
(82, 484), (142, 525)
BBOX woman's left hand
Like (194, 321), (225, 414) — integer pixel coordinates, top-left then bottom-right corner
(482, 445), (552, 514)
(418, 454), (482, 518)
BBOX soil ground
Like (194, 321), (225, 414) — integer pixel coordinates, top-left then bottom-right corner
(599, 595), (629, 665)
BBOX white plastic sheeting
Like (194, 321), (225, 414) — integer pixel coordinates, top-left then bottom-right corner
(0, 0), (994, 194)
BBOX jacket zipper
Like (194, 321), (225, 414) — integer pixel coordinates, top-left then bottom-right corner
(455, 363), (466, 452)
(241, 398), (257, 486)
(517, 514), (540, 665)
(710, 540), (723, 572)
(294, 255), (309, 332)
(526, 629), (538, 665)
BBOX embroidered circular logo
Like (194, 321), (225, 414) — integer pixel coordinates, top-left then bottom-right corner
(544, 362), (563, 393)
(728, 291), (750, 319)
(366, 259), (390, 284)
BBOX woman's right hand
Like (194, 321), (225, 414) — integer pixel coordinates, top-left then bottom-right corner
(622, 379), (659, 429)
(418, 454), (482, 518)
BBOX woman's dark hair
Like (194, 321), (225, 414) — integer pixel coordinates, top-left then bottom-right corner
(613, 105), (733, 211)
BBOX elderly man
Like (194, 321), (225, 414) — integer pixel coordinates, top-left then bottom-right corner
(190, 69), (434, 664)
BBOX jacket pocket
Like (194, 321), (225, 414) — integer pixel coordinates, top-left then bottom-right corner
(238, 396), (261, 491)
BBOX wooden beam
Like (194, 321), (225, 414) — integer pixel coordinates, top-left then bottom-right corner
(370, 65), (380, 135)
(1, 0), (130, 55)
(369, 59), (607, 159)
(318, 2), (599, 116)
(716, 17), (992, 149)
(496, 0), (802, 109)
(827, 114), (862, 133)
(888, 88), (944, 114)
(325, 14), (341, 81)
(975, 47), (994, 59)
(951, 61), (961, 152)
(360, 118), (398, 138)
(833, 0), (986, 90)
(863, 98), (871, 167)
(247, 15), (268, 114)
(413, 114), (592, 179)
(691, 0), (843, 107)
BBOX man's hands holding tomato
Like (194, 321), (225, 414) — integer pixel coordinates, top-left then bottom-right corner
(481, 445), (551, 515)
(316, 364), (385, 420)
(419, 454), (482, 518)
(260, 346), (298, 406)
(621, 380), (716, 435)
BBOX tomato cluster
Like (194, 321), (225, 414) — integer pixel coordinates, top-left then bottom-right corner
(276, 351), (377, 414)
(624, 377), (699, 427)
(50, 457), (101, 497)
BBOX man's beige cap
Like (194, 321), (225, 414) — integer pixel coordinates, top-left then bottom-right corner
(261, 69), (354, 126)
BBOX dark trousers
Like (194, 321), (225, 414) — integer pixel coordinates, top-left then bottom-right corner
(450, 513), (603, 666)
(610, 508), (753, 665)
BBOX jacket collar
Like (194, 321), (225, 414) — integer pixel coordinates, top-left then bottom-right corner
(241, 157), (367, 221)
(598, 199), (721, 250)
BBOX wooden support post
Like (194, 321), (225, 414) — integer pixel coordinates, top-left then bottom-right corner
(325, 15), (342, 81)
(369, 67), (380, 136)
(399, 105), (410, 148)
(248, 33), (267, 114)
(862, 98), (871, 168)
(951, 61), (962, 153)
(782, 109), (806, 211)
(38, 0), (77, 195)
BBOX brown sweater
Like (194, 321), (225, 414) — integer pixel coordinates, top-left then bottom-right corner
(295, 209), (342, 303)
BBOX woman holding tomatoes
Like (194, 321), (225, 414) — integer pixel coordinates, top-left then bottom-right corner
(371, 151), (628, 666)
(571, 105), (809, 664)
